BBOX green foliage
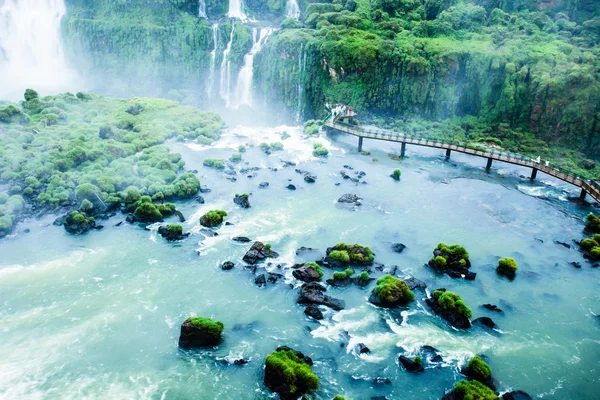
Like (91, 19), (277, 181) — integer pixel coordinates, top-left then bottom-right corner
(200, 209), (227, 227)
(186, 316), (224, 340)
(497, 257), (518, 273)
(305, 262), (324, 277)
(392, 169), (401, 179)
(265, 243), (272, 249)
(433, 290), (472, 319)
(466, 356), (492, 382)
(373, 274), (415, 305)
(329, 250), (350, 263)
(357, 271), (370, 281)
(265, 349), (319, 396)
(134, 201), (163, 222)
(332, 268), (354, 280)
(333, 396), (346, 400)
(453, 380), (499, 400)
(414, 356), (423, 365)
(581, 238), (599, 250)
(238, 145), (246, 153)
(203, 158), (225, 169)
(586, 213), (600, 233)
(330, 243), (375, 264)
(230, 153), (242, 162)
(313, 143), (329, 157)
(79, 199), (94, 212)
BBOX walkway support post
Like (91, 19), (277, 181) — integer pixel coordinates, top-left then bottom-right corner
(580, 188), (587, 200)
(445, 149), (451, 158)
(530, 168), (538, 180)
(358, 137), (363, 153)
(401, 142), (406, 158)
(486, 158), (493, 171)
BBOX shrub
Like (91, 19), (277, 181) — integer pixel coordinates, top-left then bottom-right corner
(79, 199), (94, 212)
(313, 143), (329, 157)
(497, 257), (518, 275)
(591, 247), (600, 259)
(270, 142), (284, 151)
(329, 250), (350, 263)
(203, 158), (225, 169)
(306, 125), (320, 135)
(332, 396), (346, 400)
(414, 356), (423, 365)
(24, 88), (39, 102)
(466, 356), (492, 382)
(392, 169), (401, 179)
(230, 153), (242, 162)
(124, 186), (141, 203)
(265, 243), (272, 249)
(75, 183), (100, 201)
(187, 316), (224, 341)
(356, 271), (369, 282)
(332, 268), (354, 280)
(22, 187), (33, 196)
(372, 274), (414, 305)
(453, 380), (499, 400)
(265, 349), (319, 396)
(99, 124), (113, 139)
(432, 255), (447, 268)
(433, 290), (472, 319)
(134, 202), (163, 222)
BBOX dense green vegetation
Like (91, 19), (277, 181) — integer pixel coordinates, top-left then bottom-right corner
(332, 268), (354, 280)
(432, 289), (472, 319)
(497, 257), (518, 277)
(186, 316), (224, 340)
(585, 212), (600, 232)
(328, 243), (375, 264)
(372, 274), (415, 305)
(0, 89), (223, 237)
(452, 379), (499, 400)
(431, 243), (470, 268)
(265, 348), (319, 396)
(466, 356), (492, 382)
(200, 209), (228, 227)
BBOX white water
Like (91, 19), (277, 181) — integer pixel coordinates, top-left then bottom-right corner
(206, 23), (218, 98)
(233, 28), (273, 109)
(295, 43), (307, 121)
(0, 0), (80, 100)
(227, 0), (247, 21)
(198, 0), (207, 18)
(286, 0), (300, 20)
(219, 21), (235, 107)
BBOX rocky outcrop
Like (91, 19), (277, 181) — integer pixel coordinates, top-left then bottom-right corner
(63, 211), (97, 234)
(292, 263), (322, 282)
(398, 355), (424, 373)
(234, 194), (250, 208)
(157, 224), (189, 241)
(337, 193), (362, 206)
(264, 346), (317, 400)
(425, 288), (471, 329)
(297, 282), (345, 310)
(391, 243), (406, 253)
(304, 305), (323, 320)
(243, 241), (279, 265)
(178, 316), (224, 348)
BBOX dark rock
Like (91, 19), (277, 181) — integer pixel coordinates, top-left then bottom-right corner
(114, 221), (124, 227)
(178, 318), (222, 348)
(357, 171), (366, 178)
(304, 305), (323, 320)
(343, 165), (354, 170)
(243, 241), (279, 265)
(357, 343), (370, 354)
(244, 265), (257, 273)
(391, 243), (406, 253)
(326, 276), (353, 287)
(425, 288), (471, 329)
(372, 377), (391, 385)
(482, 304), (503, 313)
(221, 261), (235, 271)
(554, 241), (571, 249)
(297, 282), (345, 310)
(232, 321), (261, 332)
(255, 274), (267, 287)
(195, 196), (205, 204)
(267, 272), (284, 283)
(304, 174), (316, 183)
(337, 193), (362, 206)
(53, 214), (68, 226)
(233, 194), (251, 209)
(405, 277), (427, 290)
(259, 182), (269, 188)
(293, 264), (322, 282)
(502, 390), (533, 400)
(157, 225), (189, 241)
(233, 358), (249, 366)
(371, 397), (388, 400)
(263, 346), (312, 400)
(224, 169), (237, 176)
(296, 246), (319, 257)
(335, 182), (341, 186)
(232, 236), (251, 242)
(286, 184), (296, 190)
(282, 160), (296, 167)
(64, 212), (96, 234)
(199, 186), (211, 193)
(570, 261), (582, 268)
(398, 355), (424, 373)
(428, 248), (475, 280)
(472, 317), (496, 329)
(200, 228), (218, 237)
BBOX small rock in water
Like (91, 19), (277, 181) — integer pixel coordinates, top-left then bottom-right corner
(472, 317), (496, 329)
(200, 228), (218, 237)
(286, 184), (297, 190)
(199, 186), (211, 193)
(482, 304), (503, 313)
(195, 196), (205, 204)
(259, 182), (269, 188)
(357, 343), (370, 354)
(304, 174), (316, 183)
(405, 277), (427, 290)
(233, 358), (249, 366)
(255, 274), (267, 288)
(554, 240), (571, 249)
(343, 165), (354, 170)
(304, 305), (323, 320)
(502, 390), (533, 400)
(372, 377), (391, 385)
(233, 194), (251, 209)
(570, 261), (582, 268)
(398, 355), (424, 373)
(282, 160), (296, 167)
(337, 193), (362, 206)
(232, 236), (252, 243)
(391, 243), (406, 253)
(221, 261), (235, 270)
(114, 221), (124, 227)
(243, 241), (279, 265)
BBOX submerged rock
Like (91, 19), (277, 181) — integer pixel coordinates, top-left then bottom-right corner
(391, 243), (406, 253)
(297, 282), (345, 310)
(232, 236), (252, 243)
(195, 196), (205, 204)
(200, 228), (218, 237)
(255, 273), (267, 288)
(304, 305), (323, 320)
(502, 390), (533, 400)
(337, 193), (362, 206)
(304, 174), (317, 183)
(234, 194), (251, 208)
(357, 343), (370, 354)
(405, 277), (427, 291)
(286, 184), (297, 190)
(259, 182), (269, 188)
(243, 241), (279, 265)
(221, 261), (235, 270)
(472, 317), (496, 329)
(482, 304), (503, 313)
(398, 355), (424, 373)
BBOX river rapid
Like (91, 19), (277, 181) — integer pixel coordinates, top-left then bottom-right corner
(1, 125), (599, 399)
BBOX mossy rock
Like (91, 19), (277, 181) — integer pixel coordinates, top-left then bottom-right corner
(200, 210), (227, 227)
(178, 316), (224, 348)
(586, 213), (600, 233)
(326, 268), (355, 287)
(64, 211), (96, 234)
(462, 356), (496, 390)
(292, 262), (324, 282)
(264, 346), (319, 400)
(429, 243), (474, 280)
(325, 243), (374, 266)
(496, 257), (517, 278)
(426, 289), (471, 329)
(442, 380), (499, 400)
(157, 224), (188, 241)
(368, 274), (414, 307)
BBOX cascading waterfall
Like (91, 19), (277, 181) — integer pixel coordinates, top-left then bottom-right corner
(206, 23), (218, 98)
(233, 28), (273, 109)
(198, 0), (207, 18)
(0, 0), (79, 100)
(227, 0), (247, 21)
(295, 43), (307, 121)
(286, 0), (300, 20)
(219, 21), (235, 107)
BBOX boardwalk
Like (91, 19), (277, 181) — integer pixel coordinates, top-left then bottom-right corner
(324, 120), (600, 203)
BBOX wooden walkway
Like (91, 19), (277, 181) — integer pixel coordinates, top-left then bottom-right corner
(324, 120), (600, 203)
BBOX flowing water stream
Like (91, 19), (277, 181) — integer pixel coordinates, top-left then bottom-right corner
(1, 125), (599, 399)
(198, 0), (206, 19)
(219, 22), (236, 108)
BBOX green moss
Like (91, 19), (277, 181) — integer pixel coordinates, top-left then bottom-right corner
(134, 201), (163, 222)
(497, 257), (518, 273)
(166, 224), (182, 234)
(203, 158), (225, 169)
(453, 379), (499, 400)
(414, 356), (423, 365)
(329, 243), (375, 264)
(586, 213), (600, 233)
(392, 169), (401, 179)
(305, 262), (324, 277)
(329, 250), (350, 263)
(187, 316), (224, 341)
(230, 153), (242, 162)
(313, 143), (329, 157)
(372, 274), (415, 305)
(356, 271), (370, 281)
(466, 356), (492, 382)
(332, 268), (354, 280)
(200, 209), (227, 227)
(433, 290), (472, 319)
(265, 349), (319, 396)
(332, 396), (346, 400)
(238, 145), (246, 153)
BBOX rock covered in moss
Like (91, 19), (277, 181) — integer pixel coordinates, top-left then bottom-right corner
(293, 262), (324, 282)
(178, 316), (224, 348)
(461, 356), (496, 390)
(127, 196), (170, 223)
(234, 193), (250, 208)
(243, 241), (279, 265)
(199, 209), (227, 227)
(157, 224), (189, 241)
(297, 282), (345, 310)
(496, 257), (517, 278)
(426, 288), (471, 329)
(264, 346), (319, 400)
(399, 355), (424, 373)
(64, 211), (97, 234)
(368, 274), (414, 307)
(442, 380), (499, 400)
(428, 243), (475, 280)
(326, 268), (355, 287)
(323, 243), (375, 267)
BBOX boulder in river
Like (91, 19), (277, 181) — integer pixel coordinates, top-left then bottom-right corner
(496, 257), (518, 279)
(232, 236), (252, 243)
(368, 275), (414, 307)
(264, 346), (318, 400)
(199, 210), (227, 227)
(398, 355), (424, 373)
(63, 211), (97, 234)
(157, 224), (189, 241)
(178, 316), (224, 348)
(242, 241), (279, 265)
(304, 305), (323, 320)
(405, 277), (427, 291)
(221, 261), (235, 270)
(472, 317), (496, 329)
(461, 356), (497, 391)
(425, 288), (471, 329)
(323, 243), (375, 267)
(482, 304), (503, 313)
(255, 273), (267, 288)
(293, 262), (324, 282)
(259, 182), (269, 188)
(297, 282), (345, 310)
(286, 184), (297, 190)
(502, 390), (533, 400)
(326, 268), (355, 287)
(428, 243), (476, 280)
(337, 193), (362, 207)
(391, 243), (406, 253)
(234, 193), (251, 208)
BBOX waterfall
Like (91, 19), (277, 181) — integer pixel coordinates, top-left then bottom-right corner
(286, 0), (300, 20)
(0, 0), (79, 100)
(296, 43), (307, 121)
(198, 0), (207, 18)
(206, 23), (218, 98)
(228, 0), (247, 21)
(233, 28), (273, 109)
(219, 21), (235, 107)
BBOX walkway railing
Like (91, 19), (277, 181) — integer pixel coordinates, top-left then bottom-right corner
(324, 120), (600, 203)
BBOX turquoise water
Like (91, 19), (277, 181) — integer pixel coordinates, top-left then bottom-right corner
(1, 125), (599, 399)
